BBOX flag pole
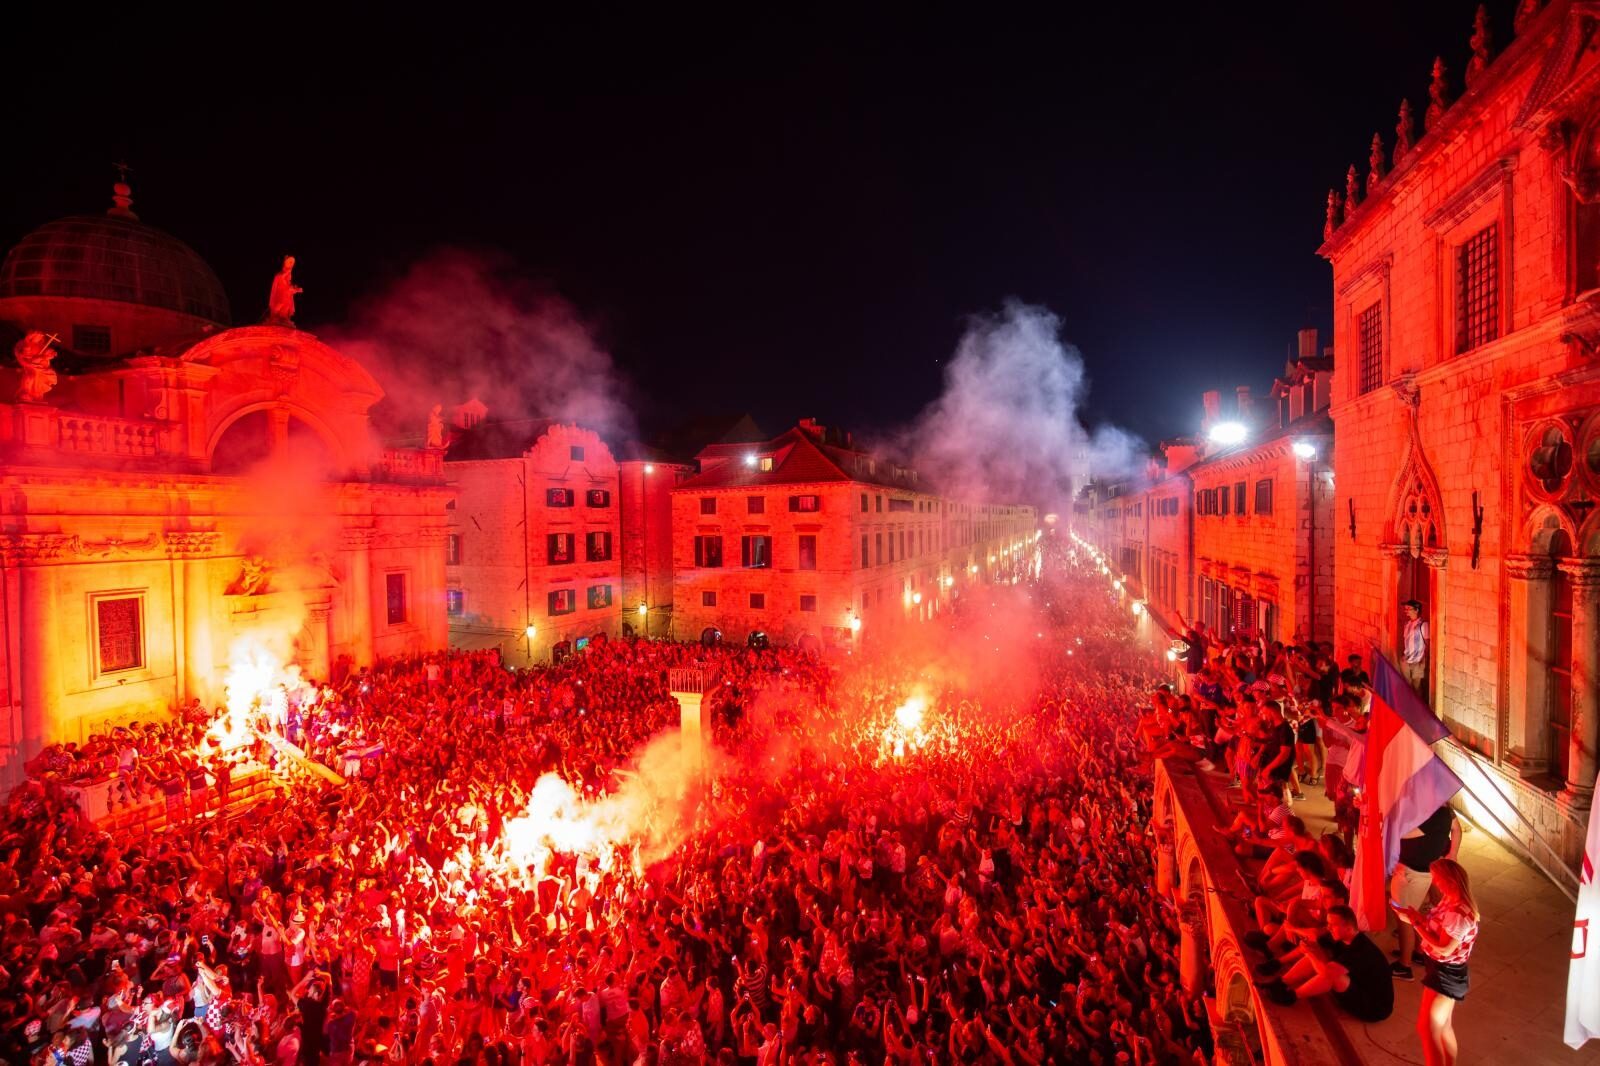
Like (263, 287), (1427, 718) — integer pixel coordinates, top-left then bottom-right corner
(1439, 734), (1577, 902)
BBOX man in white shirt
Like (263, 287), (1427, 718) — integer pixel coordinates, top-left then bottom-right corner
(1401, 600), (1429, 695)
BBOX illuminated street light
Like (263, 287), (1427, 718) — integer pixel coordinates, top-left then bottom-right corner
(1131, 600), (1145, 617)
(1292, 440), (1317, 461)
(1208, 421), (1248, 446)
(637, 603), (649, 617)
(912, 592), (923, 605)
(524, 625), (537, 639)
(969, 564), (979, 574)
(644, 463), (655, 474)
(1166, 648), (1178, 661)
(744, 453), (758, 467)
(849, 614), (862, 633)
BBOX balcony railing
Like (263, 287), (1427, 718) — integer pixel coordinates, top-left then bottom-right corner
(58, 415), (161, 457)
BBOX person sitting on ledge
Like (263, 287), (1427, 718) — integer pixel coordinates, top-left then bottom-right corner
(1258, 904), (1395, 1021)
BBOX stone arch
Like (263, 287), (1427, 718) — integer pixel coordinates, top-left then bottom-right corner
(207, 400), (347, 474)
(1383, 426), (1447, 557)
(1526, 504), (1580, 556)
(1577, 508), (1600, 558)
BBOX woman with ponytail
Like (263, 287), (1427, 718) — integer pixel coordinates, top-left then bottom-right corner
(1393, 856), (1480, 1066)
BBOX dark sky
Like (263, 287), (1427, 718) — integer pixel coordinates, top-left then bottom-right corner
(5, 2), (1520, 447)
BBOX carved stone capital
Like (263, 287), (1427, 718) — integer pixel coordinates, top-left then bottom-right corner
(1420, 548), (1449, 570)
(1390, 372), (1421, 409)
(1557, 558), (1600, 590)
(1505, 552), (1555, 580)
(78, 534), (162, 559)
(164, 530), (223, 557)
(3, 533), (78, 565)
(339, 527), (376, 552)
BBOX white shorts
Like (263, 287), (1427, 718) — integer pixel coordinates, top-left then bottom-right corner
(1390, 864), (1432, 909)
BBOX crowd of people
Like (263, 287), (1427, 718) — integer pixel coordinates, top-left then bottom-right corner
(1133, 569), (1480, 1066)
(15, 532), (1496, 1065)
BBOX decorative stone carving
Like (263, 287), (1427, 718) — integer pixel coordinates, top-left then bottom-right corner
(229, 556), (272, 596)
(163, 530), (223, 557)
(13, 331), (59, 403)
(1324, 189), (1341, 242)
(427, 404), (445, 449)
(1396, 99), (1416, 160)
(1367, 133), (1387, 193)
(267, 256), (302, 327)
(1390, 372), (1421, 409)
(339, 527), (376, 552)
(1466, 5), (1493, 88)
(1425, 57), (1452, 133)
(3, 533), (79, 565)
(1505, 552), (1555, 580)
(1345, 165), (1362, 216)
(76, 534), (162, 558)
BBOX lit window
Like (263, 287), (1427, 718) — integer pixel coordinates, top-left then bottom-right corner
(585, 531), (613, 561)
(547, 533), (575, 565)
(548, 588), (576, 615)
(547, 488), (575, 507)
(446, 589), (464, 616)
(445, 533), (461, 566)
(789, 495), (820, 512)
(587, 584), (613, 609)
(586, 489), (611, 508)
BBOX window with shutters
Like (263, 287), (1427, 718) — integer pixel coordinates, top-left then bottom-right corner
(789, 495), (820, 512)
(798, 534), (817, 571)
(548, 588), (576, 615)
(702, 591), (717, 607)
(547, 488), (575, 507)
(547, 533), (574, 565)
(587, 585), (613, 610)
(799, 594), (817, 612)
(741, 535), (772, 569)
(1254, 479), (1273, 515)
(693, 536), (723, 568)
(586, 489), (611, 508)
(585, 531), (612, 561)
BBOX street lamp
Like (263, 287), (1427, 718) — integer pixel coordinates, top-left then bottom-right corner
(849, 614), (862, 633)
(1292, 440), (1317, 461)
(637, 602), (649, 617)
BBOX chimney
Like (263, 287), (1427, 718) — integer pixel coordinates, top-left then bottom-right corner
(1236, 385), (1252, 422)
(1297, 327), (1319, 360)
(1201, 390), (1221, 433)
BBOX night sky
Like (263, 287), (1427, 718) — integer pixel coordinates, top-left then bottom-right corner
(6, 2), (1519, 449)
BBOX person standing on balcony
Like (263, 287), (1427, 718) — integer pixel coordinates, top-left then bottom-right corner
(1402, 601), (1429, 695)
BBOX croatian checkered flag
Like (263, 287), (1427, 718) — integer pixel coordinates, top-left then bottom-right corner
(1567, 799), (1600, 1047)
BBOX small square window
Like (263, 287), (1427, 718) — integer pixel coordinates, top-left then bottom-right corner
(570, 446), (586, 461)
(700, 497), (717, 515)
(747, 495), (765, 514)
(587, 584), (613, 610)
(73, 325), (111, 355)
(547, 488), (575, 507)
(548, 588), (576, 615)
(749, 592), (766, 609)
(789, 495), (820, 512)
(446, 589), (465, 616)
(702, 591), (717, 607)
(799, 594), (817, 612)
(586, 489), (611, 508)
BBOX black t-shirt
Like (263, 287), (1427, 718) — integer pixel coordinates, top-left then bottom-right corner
(1341, 667), (1371, 689)
(1184, 631), (1207, 673)
(1398, 806), (1455, 872)
(1327, 932), (1394, 1022)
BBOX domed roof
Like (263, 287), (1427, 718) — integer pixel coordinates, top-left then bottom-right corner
(0, 185), (230, 326)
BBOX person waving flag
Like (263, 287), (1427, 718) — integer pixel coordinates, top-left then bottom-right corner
(1350, 648), (1464, 933)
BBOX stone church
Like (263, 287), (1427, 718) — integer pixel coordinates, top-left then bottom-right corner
(0, 181), (450, 789)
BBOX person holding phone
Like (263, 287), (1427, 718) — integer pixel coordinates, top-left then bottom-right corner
(1392, 858), (1479, 1066)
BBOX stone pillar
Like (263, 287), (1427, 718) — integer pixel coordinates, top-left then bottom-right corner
(1178, 901), (1207, 996)
(1155, 824), (1176, 899)
(1505, 554), (1553, 777)
(17, 548), (62, 770)
(341, 529), (374, 668)
(304, 604), (332, 684)
(183, 557), (216, 705)
(1560, 560), (1600, 804)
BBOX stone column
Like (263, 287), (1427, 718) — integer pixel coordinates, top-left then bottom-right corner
(1177, 901), (1207, 995)
(16, 539), (66, 772)
(1560, 560), (1600, 804)
(341, 528), (374, 668)
(1505, 554), (1553, 777)
(305, 604), (332, 684)
(166, 531), (221, 707)
(1155, 823), (1176, 899)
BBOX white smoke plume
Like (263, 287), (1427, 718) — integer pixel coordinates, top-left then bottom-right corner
(323, 249), (636, 442)
(894, 301), (1144, 508)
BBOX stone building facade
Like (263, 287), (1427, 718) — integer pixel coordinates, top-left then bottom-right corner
(0, 184), (450, 788)
(1319, 0), (1600, 882)
(443, 420), (623, 664)
(1076, 338), (1334, 653)
(670, 420), (1036, 647)
(618, 455), (696, 640)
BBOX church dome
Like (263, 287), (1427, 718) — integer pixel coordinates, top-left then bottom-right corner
(0, 184), (230, 331)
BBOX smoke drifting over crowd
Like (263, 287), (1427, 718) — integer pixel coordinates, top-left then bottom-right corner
(893, 301), (1144, 508)
(325, 249), (636, 441)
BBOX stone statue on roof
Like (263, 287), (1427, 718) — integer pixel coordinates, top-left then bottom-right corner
(427, 404), (445, 448)
(14, 331), (59, 403)
(267, 256), (302, 326)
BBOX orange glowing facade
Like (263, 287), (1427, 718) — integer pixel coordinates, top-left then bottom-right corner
(0, 185), (450, 789)
(669, 419), (1036, 647)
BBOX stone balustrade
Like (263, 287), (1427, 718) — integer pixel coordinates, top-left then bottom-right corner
(57, 413), (161, 457)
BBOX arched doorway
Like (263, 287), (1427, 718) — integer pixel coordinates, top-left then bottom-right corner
(1396, 551), (1433, 696)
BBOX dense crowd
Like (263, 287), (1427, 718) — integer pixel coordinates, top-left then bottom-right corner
(1134, 557), (1479, 1066)
(2, 540), (1223, 1065)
